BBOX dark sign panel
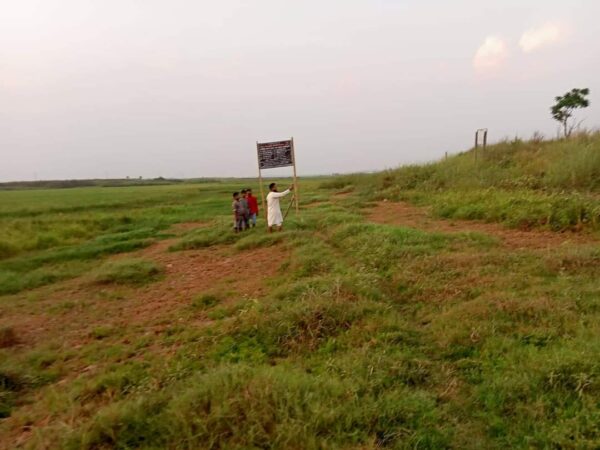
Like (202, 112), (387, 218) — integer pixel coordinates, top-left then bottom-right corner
(257, 140), (294, 169)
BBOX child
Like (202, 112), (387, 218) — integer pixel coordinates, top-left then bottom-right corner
(246, 188), (259, 228)
(232, 192), (244, 233)
(239, 189), (250, 230)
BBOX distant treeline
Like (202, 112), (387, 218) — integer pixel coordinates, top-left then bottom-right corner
(0, 177), (222, 190)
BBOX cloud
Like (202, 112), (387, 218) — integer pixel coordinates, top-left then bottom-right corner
(473, 36), (509, 72)
(519, 23), (564, 53)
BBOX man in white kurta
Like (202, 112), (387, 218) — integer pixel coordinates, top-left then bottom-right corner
(266, 183), (293, 232)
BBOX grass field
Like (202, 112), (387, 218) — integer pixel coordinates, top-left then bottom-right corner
(335, 132), (600, 232)
(1, 139), (600, 448)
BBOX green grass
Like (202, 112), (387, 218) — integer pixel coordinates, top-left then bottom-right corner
(92, 259), (163, 285)
(1, 168), (600, 448)
(0, 347), (64, 419)
(335, 132), (600, 232)
(372, 132), (600, 193)
(0, 182), (273, 294)
(0, 368), (23, 419)
(64, 364), (447, 450)
(234, 232), (288, 251)
(413, 189), (600, 231)
(169, 225), (239, 250)
(191, 294), (221, 310)
(0, 262), (94, 296)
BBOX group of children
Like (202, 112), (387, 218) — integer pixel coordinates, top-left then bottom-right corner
(232, 183), (294, 233)
(232, 188), (259, 232)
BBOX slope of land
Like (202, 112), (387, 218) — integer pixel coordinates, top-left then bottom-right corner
(331, 131), (600, 232)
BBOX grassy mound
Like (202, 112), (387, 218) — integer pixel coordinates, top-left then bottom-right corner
(377, 132), (600, 193)
(322, 133), (600, 232)
(92, 259), (163, 285)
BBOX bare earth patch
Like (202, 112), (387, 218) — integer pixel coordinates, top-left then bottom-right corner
(127, 240), (288, 329)
(0, 230), (289, 349)
(368, 201), (597, 249)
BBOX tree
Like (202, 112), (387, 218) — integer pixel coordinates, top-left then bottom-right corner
(551, 88), (590, 138)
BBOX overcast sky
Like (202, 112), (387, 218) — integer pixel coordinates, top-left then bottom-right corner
(1, 0), (599, 181)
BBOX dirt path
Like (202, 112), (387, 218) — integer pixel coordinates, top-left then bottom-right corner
(368, 201), (597, 249)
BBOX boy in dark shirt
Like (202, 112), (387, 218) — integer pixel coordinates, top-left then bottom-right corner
(240, 189), (250, 230)
(232, 192), (244, 233)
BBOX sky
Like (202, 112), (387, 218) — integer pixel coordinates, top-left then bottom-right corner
(1, 0), (599, 181)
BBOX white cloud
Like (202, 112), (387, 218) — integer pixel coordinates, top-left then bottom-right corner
(473, 36), (509, 72)
(519, 23), (564, 53)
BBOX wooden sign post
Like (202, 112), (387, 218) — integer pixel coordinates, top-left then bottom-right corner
(291, 137), (299, 214)
(256, 142), (267, 221)
(256, 137), (299, 221)
(474, 128), (488, 162)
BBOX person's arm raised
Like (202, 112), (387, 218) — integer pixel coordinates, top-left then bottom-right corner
(270, 189), (291, 199)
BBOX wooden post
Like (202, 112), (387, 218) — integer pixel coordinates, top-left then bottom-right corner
(291, 137), (299, 214)
(256, 142), (267, 223)
(474, 130), (479, 163)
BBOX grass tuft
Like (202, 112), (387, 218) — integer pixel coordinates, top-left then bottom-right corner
(92, 259), (163, 285)
(170, 226), (238, 250)
(234, 232), (287, 251)
(64, 365), (448, 450)
(0, 240), (18, 260)
(191, 294), (221, 310)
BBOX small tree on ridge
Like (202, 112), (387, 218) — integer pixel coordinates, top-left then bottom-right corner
(551, 88), (590, 138)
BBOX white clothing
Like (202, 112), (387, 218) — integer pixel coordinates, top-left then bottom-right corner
(266, 189), (291, 227)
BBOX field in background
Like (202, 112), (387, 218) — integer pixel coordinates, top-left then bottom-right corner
(0, 181), (308, 296)
(1, 137), (600, 448)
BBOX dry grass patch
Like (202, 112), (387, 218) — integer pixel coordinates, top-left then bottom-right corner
(0, 326), (18, 348)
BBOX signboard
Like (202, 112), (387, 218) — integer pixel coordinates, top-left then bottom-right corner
(256, 137), (299, 220)
(257, 140), (294, 169)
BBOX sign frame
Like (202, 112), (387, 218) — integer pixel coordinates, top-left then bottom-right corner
(256, 137), (299, 222)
